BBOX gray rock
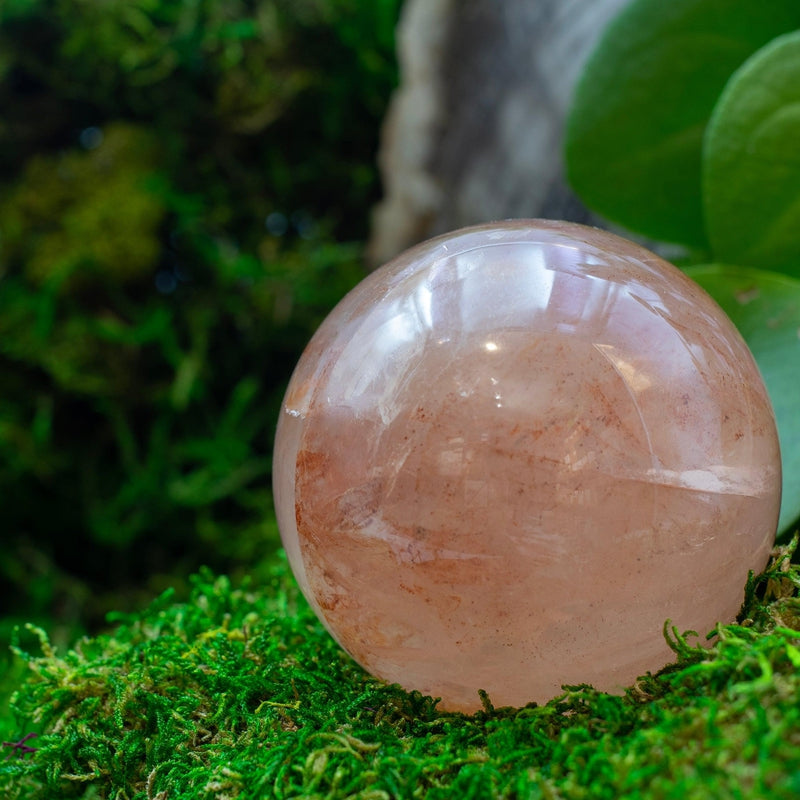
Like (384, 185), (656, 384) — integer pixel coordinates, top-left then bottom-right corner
(368, 0), (630, 266)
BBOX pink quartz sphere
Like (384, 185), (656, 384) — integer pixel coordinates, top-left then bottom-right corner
(273, 220), (781, 712)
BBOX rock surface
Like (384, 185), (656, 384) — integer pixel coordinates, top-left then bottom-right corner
(274, 221), (781, 712)
(368, 0), (630, 266)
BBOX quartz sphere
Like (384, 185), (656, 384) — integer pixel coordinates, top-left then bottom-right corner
(273, 220), (781, 712)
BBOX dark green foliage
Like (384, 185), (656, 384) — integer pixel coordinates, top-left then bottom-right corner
(1, 542), (799, 798)
(565, 0), (800, 534)
(0, 0), (401, 633)
(0, 0), (399, 238)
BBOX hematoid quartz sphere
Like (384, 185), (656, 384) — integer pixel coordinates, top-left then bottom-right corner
(273, 220), (781, 712)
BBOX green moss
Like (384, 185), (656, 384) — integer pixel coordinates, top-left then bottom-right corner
(0, 0), (402, 642)
(2, 540), (798, 799)
(0, 123), (166, 290)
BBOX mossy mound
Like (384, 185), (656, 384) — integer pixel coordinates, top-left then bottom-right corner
(2, 540), (798, 799)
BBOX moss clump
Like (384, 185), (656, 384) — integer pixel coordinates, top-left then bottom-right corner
(1, 540), (798, 799)
(0, 123), (166, 290)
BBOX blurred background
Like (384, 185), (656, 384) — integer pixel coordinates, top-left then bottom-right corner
(0, 0), (403, 652)
(0, 0), (625, 656)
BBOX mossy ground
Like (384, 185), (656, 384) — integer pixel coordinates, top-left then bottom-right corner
(1, 539), (799, 800)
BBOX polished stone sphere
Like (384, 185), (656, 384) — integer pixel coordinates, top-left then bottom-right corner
(273, 220), (781, 712)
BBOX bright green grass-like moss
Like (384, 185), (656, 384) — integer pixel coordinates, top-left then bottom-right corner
(1, 541), (799, 799)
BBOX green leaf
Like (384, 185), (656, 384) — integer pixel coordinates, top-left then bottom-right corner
(704, 31), (800, 278)
(685, 264), (800, 534)
(565, 0), (800, 248)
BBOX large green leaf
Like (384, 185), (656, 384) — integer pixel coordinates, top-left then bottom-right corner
(685, 264), (800, 534)
(704, 31), (800, 278)
(566, 0), (800, 248)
